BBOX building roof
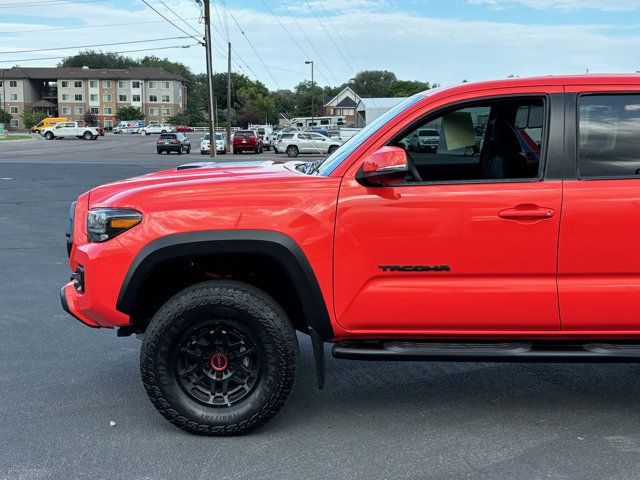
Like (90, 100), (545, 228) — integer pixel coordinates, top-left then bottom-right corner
(0, 66), (186, 81)
(356, 97), (407, 110)
(31, 99), (57, 108)
(324, 86), (360, 108)
(335, 97), (357, 108)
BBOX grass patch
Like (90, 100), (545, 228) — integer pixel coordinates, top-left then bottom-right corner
(0, 135), (34, 141)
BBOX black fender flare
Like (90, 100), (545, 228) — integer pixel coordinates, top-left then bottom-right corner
(116, 230), (334, 339)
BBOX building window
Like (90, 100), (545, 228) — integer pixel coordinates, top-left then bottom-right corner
(9, 94), (18, 101)
(132, 81), (141, 89)
(10, 106), (19, 114)
(161, 95), (170, 102)
(74, 94), (83, 101)
(10, 119), (19, 127)
(149, 107), (158, 115)
(89, 80), (98, 88)
(162, 81), (170, 89)
(0, 81), (3, 87)
(62, 107), (71, 115)
(103, 80), (112, 88)
(149, 95), (158, 102)
(148, 81), (157, 89)
(118, 94), (127, 102)
(132, 94), (141, 102)
(74, 81), (82, 88)
(9, 80), (18, 88)
(162, 108), (171, 116)
(61, 81), (69, 88)
(75, 107), (84, 115)
(89, 94), (98, 102)
(103, 107), (113, 115)
(61, 94), (69, 101)
(118, 81), (127, 89)
(90, 107), (99, 114)
(104, 120), (113, 128)
(103, 94), (112, 102)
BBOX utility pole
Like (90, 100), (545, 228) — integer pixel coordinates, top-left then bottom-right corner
(305, 60), (314, 128)
(201, 0), (217, 159)
(227, 41), (232, 152)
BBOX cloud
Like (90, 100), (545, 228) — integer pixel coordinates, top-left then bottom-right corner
(1, 1), (640, 90)
(469, 0), (640, 12)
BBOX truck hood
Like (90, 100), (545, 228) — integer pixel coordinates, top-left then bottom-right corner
(88, 160), (308, 207)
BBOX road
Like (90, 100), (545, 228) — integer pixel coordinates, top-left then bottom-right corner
(2, 134), (640, 480)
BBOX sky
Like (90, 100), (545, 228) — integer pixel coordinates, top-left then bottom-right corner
(1, 0), (640, 91)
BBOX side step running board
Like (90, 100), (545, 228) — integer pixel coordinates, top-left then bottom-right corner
(332, 341), (640, 363)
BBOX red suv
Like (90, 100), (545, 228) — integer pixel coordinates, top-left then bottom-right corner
(62, 75), (640, 435)
(233, 130), (263, 154)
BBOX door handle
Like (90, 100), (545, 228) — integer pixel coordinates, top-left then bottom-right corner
(498, 204), (555, 221)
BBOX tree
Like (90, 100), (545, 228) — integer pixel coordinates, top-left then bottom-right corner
(292, 81), (324, 117)
(115, 106), (145, 122)
(83, 112), (99, 126)
(238, 112), (262, 129)
(347, 70), (397, 97)
(167, 112), (190, 126)
(0, 108), (11, 126)
(20, 109), (44, 131)
(58, 50), (137, 69)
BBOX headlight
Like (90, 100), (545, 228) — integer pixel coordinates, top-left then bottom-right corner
(87, 208), (142, 242)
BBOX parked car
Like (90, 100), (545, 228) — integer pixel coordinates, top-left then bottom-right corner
(233, 130), (263, 154)
(156, 132), (191, 154)
(113, 121), (142, 134)
(175, 125), (194, 132)
(31, 117), (67, 134)
(417, 128), (439, 152)
(140, 124), (175, 135)
(248, 124), (273, 151)
(275, 131), (342, 157)
(62, 74), (640, 437)
(200, 132), (226, 155)
(41, 121), (99, 140)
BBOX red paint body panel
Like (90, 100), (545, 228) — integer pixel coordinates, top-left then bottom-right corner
(61, 74), (640, 340)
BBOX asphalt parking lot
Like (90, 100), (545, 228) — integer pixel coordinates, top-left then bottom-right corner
(2, 134), (640, 480)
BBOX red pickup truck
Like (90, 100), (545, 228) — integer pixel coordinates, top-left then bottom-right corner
(62, 74), (640, 435)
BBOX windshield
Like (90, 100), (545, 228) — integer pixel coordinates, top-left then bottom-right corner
(313, 94), (424, 176)
(215, 133), (223, 140)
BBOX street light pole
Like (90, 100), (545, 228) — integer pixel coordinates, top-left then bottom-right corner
(305, 60), (314, 128)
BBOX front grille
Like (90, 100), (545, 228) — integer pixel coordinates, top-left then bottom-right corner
(66, 201), (76, 257)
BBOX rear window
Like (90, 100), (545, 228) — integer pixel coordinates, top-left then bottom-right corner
(419, 130), (439, 137)
(234, 131), (254, 138)
(160, 134), (177, 140)
(579, 94), (640, 178)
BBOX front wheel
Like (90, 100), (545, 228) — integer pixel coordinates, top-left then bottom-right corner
(44, 132), (54, 140)
(328, 145), (338, 154)
(140, 130), (147, 135)
(140, 280), (298, 435)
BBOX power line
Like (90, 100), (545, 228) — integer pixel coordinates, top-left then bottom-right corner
(139, 0), (202, 42)
(0, 0), (105, 7)
(278, 0), (340, 85)
(304, 1), (355, 74)
(153, 0), (202, 37)
(316, 1), (361, 75)
(257, 0), (333, 86)
(219, 0), (281, 89)
(0, 17), (201, 35)
(0, 36), (192, 55)
(0, 43), (197, 64)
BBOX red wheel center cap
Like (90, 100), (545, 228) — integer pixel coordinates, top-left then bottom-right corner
(211, 353), (228, 372)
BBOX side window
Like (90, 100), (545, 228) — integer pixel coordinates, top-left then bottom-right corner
(392, 98), (545, 183)
(578, 94), (640, 178)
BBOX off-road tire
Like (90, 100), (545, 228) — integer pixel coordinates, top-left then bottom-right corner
(140, 280), (298, 436)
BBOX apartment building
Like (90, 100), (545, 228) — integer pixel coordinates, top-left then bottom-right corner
(0, 66), (187, 130)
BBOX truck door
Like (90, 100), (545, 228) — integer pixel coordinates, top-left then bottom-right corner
(333, 91), (564, 334)
(559, 88), (640, 331)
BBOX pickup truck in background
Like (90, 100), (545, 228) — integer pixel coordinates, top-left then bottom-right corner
(41, 122), (100, 140)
